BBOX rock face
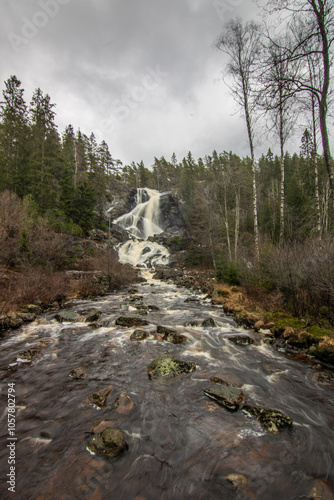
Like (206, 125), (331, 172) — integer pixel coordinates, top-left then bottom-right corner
(115, 317), (149, 327)
(87, 428), (127, 458)
(243, 405), (293, 432)
(147, 355), (196, 380)
(203, 385), (246, 411)
(158, 192), (186, 235)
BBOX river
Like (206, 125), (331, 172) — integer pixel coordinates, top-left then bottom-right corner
(1, 273), (334, 499)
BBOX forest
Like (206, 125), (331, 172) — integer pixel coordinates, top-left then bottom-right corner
(1, 0), (334, 331)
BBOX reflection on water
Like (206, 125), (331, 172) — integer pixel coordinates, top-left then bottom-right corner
(1, 277), (334, 499)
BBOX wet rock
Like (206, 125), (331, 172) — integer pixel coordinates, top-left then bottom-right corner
(91, 420), (115, 433)
(210, 373), (243, 388)
(306, 477), (334, 499)
(54, 311), (83, 323)
(115, 316), (149, 327)
(226, 474), (248, 488)
(253, 320), (264, 332)
(312, 371), (334, 386)
(130, 329), (150, 341)
(202, 317), (216, 328)
(156, 325), (187, 344)
(242, 405), (293, 432)
(69, 367), (86, 379)
(87, 427), (127, 458)
(313, 339), (334, 366)
(203, 385), (246, 411)
(185, 296), (200, 303)
(21, 304), (43, 315)
(283, 328), (313, 348)
(84, 386), (113, 409)
(0, 314), (24, 333)
(16, 312), (36, 323)
(226, 334), (255, 346)
(17, 348), (41, 361)
(114, 393), (134, 414)
(85, 310), (102, 323)
(147, 354), (196, 379)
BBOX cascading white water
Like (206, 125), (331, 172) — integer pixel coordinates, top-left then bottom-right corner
(114, 188), (170, 267)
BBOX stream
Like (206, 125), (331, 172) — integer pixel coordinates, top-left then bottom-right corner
(1, 273), (334, 499)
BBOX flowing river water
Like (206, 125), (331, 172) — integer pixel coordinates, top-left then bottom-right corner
(1, 273), (334, 499)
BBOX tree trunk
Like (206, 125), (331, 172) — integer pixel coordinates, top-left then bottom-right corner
(234, 188), (240, 261)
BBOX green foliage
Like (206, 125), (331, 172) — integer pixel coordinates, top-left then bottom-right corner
(166, 236), (186, 251)
(216, 257), (241, 285)
(183, 242), (202, 267)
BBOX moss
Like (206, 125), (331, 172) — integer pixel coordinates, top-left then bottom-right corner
(308, 325), (334, 340)
(265, 312), (305, 330)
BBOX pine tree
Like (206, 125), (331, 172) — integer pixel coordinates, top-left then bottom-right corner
(0, 76), (30, 196)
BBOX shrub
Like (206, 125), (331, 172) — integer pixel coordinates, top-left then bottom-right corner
(92, 248), (140, 291)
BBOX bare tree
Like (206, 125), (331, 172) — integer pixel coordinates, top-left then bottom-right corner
(258, 39), (295, 243)
(216, 19), (261, 266)
(265, 0), (334, 195)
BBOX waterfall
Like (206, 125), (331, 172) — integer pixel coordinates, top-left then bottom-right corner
(114, 188), (170, 267)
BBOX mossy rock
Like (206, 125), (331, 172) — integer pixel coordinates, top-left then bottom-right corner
(17, 348), (41, 361)
(85, 310), (102, 323)
(115, 316), (149, 327)
(243, 405), (293, 432)
(84, 386), (113, 408)
(130, 329), (150, 341)
(54, 311), (82, 323)
(87, 427), (127, 458)
(147, 355), (196, 380)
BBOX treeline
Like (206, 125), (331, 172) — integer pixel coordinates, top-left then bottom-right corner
(0, 76), (122, 234)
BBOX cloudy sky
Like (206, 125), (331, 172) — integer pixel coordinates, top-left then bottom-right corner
(1, 0), (299, 167)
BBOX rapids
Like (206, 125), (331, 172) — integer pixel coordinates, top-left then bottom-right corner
(0, 274), (334, 499)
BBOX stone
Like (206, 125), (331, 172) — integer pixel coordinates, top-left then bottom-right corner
(85, 310), (102, 323)
(226, 474), (248, 488)
(312, 371), (334, 386)
(54, 311), (82, 323)
(203, 385), (246, 411)
(17, 348), (41, 361)
(69, 367), (86, 379)
(210, 373), (243, 388)
(17, 312), (37, 323)
(130, 329), (150, 341)
(87, 427), (127, 458)
(147, 355), (196, 380)
(242, 405), (293, 432)
(226, 334), (255, 346)
(84, 386), (113, 409)
(202, 317), (216, 328)
(156, 326), (187, 344)
(254, 320), (264, 332)
(114, 393), (134, 414)
(314, 339), (334, 366)
(21, 304), (42, 315)
(115, 316), (149, 327)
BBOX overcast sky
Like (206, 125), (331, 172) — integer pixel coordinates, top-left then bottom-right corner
(1, 0), (304, 167)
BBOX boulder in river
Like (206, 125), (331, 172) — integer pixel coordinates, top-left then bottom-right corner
(203, 385), (246, 411)
(87, 427), (127, 458)
(156, 325), (187, 344)
(226, 334), (255, 346)
(84, 386), (113, 409)
(210, 373), (243, 388)
(115, 316), (149, 327)
(54, 311), (83, 323)
(85, 310), (102, 323)
(242, 405), (293, 432)
(114, 393), (134, 414)
(17, 348), (41, 361)
(147, 354), (196, 379)
(202, 317), (216, 328)
(69, 367), (86, 379)
(130, 329), (150, 341)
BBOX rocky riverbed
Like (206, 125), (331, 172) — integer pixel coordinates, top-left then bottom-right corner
(0, 272), (333, 499)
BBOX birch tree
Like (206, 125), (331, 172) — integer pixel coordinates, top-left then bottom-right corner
(216, 19), (261, 265)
